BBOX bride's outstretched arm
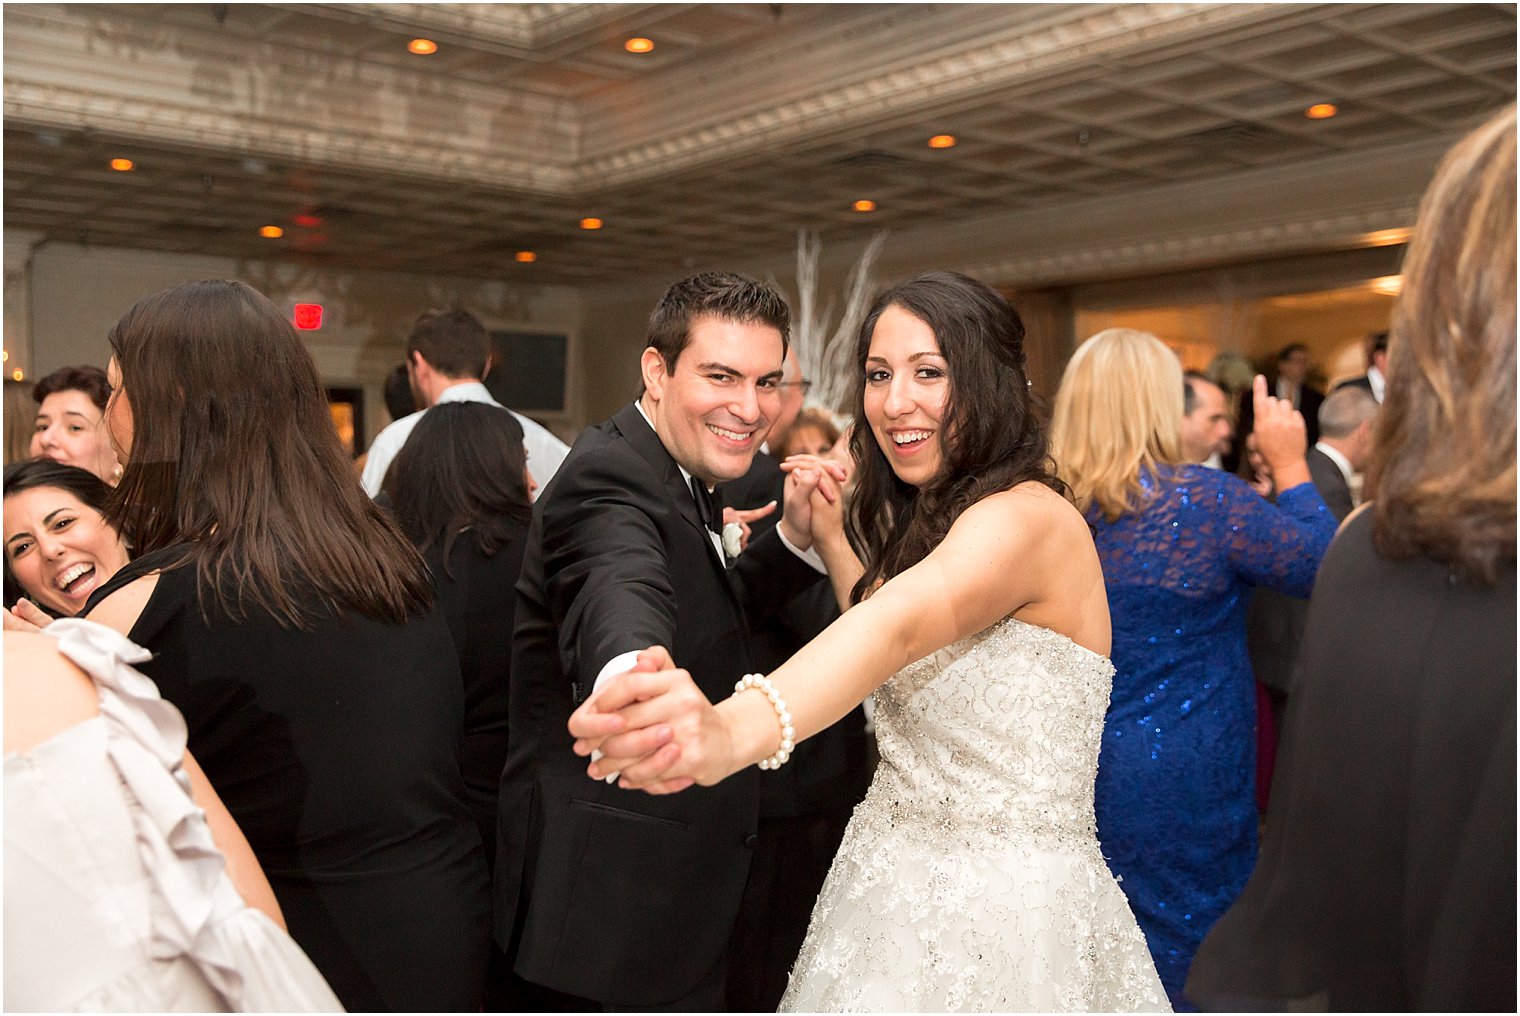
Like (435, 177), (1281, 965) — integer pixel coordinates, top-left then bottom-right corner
(571, 485), (1096, 792)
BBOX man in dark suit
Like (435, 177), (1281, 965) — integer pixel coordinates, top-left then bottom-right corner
(495, 272), (840, 1011)
(717, 405), (872, 1012)
(1272, 342), (1325, 447)
(1334, 330), (1389, 404)
(1310, 384), (1378, 520)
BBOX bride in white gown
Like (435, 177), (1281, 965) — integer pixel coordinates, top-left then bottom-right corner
(572, 271), (1168, 1013)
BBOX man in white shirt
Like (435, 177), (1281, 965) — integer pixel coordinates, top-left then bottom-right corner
(360, 308), (568, 497)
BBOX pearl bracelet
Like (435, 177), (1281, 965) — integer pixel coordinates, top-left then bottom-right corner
(733, 673), (795, 770)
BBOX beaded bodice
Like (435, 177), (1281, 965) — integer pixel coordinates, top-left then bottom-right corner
(780, 615), (1167, 1013)
(868, 615), (1115, 854)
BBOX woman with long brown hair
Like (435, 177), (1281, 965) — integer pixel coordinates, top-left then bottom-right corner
(1188, 105), (1516, 1012)
(381, 401), (535, 864)
(83, 279), (490, 1012)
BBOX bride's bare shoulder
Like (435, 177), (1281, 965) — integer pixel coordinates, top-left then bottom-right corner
(962, 482), (1088, 537)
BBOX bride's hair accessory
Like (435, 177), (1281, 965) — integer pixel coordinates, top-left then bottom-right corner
(733, 673), (794, 769)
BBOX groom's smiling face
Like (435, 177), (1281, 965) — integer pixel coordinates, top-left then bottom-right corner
(640, 314), (785, 486)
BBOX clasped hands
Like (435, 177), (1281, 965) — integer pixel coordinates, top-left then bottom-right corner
(720, 453), (849, 554)
(569, 646), (728, 796)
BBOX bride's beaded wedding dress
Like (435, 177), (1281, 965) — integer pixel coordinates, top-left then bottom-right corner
(781, 616), (1170, 1013)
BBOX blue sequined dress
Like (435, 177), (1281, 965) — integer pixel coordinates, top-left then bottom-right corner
(1089, 465), (1334, 1007)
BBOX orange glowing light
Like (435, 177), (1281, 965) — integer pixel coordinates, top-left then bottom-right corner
(927, 134), (957, 149)
(408, 38), (438, 55)
(1305, 103), (1339, 119)
(580, 217), (604, 230)
(853, 199), (877, 213)
(11, 369), (23, 382)
(259, 225), (284, 238)
(624, 37), (654, 53)
(109, 158), (135, 172)
(514, 251), (538, 263)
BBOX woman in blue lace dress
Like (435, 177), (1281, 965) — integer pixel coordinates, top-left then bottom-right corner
(1051, 330), (1336, 1008)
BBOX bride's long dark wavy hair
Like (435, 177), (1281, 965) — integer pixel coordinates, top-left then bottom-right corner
(846, 272), (1065, 604)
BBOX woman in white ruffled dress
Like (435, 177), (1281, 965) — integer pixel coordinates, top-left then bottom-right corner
(4, 619), (342, 1012)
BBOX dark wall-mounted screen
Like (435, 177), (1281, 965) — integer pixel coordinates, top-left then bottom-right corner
(486, 330), (567, 412)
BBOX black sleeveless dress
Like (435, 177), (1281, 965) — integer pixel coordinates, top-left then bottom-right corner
(86, 546), (491, 1012)
(420, 524), (529, 866)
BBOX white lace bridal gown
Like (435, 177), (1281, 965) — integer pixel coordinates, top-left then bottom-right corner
(780, 616), (1170, 1013)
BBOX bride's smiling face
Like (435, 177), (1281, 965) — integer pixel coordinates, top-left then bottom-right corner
(863, 304), (950, 488)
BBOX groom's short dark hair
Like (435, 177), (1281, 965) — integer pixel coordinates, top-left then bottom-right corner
(645, 272), (791, 374)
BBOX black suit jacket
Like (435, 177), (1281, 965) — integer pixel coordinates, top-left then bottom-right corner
(719, 453), (873, 819)
(1306, 446), (1354, 522)
(495, 403), (822, 1006)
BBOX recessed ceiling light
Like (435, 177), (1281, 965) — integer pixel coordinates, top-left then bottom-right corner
(580, 217), (604, 230)
(624, 37), (654, 53)
(11, 369), (23, 382)
(853, 199), (877, 213)
(408, 38), (438, 55)
(1305, 102), (1338, 119)
(259, 225), (284, 238)
(2, 350), (8, 362)
(927, 134), (957, 149)
(514, 251), (537, 263)
(109, 157), (135, 172)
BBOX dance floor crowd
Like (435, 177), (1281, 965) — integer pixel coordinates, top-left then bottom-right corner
(3, 107), (1513, 1013)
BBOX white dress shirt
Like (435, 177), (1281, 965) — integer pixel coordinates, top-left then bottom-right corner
(360, 381), (569, 497)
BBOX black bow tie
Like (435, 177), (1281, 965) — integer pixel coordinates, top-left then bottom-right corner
(689, 476), (723, 536)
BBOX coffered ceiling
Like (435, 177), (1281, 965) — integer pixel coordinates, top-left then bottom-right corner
(5, 3), (1515, 285)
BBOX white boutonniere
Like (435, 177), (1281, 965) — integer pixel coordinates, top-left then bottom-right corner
(722, 521), (744, 560)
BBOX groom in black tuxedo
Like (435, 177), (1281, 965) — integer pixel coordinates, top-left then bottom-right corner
(495, 272), (835, 1010)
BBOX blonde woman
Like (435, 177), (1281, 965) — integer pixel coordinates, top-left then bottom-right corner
(1048, 329), (1336, 1007)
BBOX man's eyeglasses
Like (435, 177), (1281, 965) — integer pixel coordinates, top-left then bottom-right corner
(777, 380), (813, 393)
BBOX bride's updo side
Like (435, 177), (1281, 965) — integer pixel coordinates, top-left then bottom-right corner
(846, 271), (1065, 604)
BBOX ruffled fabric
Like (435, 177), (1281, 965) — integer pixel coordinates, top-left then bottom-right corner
(7, 619), (343, 1012)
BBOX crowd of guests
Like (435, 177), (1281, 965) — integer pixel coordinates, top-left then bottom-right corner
(2, 106), (1513, 1012)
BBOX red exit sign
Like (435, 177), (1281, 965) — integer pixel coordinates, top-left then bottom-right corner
(293, 303), (323, 330)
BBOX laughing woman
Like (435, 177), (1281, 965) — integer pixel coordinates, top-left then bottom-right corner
(4, 461), (130, 626)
